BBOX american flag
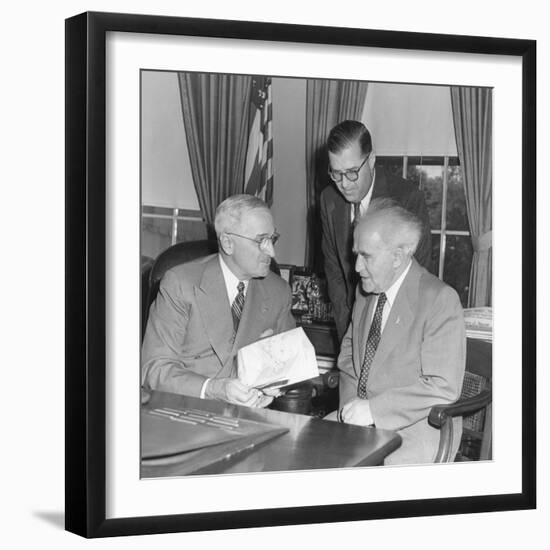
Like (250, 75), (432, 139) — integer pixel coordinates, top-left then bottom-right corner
(244, 76), (273, 205)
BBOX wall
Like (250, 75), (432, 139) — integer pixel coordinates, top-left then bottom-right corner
(141, 70), (198, 209)
(363, 82), (457, 156)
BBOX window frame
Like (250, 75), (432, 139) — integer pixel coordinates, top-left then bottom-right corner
(377, 155), (472, 287)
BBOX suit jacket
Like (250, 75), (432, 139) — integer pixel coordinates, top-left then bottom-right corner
(141, 254), (296, 397)
(338, 259), (466, 465)
(320, 167), (432, 340)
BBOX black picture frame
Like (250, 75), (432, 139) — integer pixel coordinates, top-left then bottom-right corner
(66, 11), (536, 538)
(277, 264), (294, 284)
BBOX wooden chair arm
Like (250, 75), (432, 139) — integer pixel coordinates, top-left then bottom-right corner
(429, 389), (492, 462)
(428, 390), (492, 428)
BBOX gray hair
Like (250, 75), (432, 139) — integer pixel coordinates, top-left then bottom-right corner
(214, 194), (270, 236)
(361, 197), (423, 256)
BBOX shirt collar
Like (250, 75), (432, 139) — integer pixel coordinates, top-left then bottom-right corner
(351, 169), (376, 221)
(384, 259), (412, 309)
(218, 254), (249, 304)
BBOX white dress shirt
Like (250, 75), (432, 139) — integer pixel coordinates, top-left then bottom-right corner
(369, 259), (412, 333)
(350, 169), (376, 223)
(200, 255), (249, 398)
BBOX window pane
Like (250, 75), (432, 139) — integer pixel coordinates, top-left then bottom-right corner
(443, 235), (473, 307)
(376, 160), (403, 179)
(446, 165), (469, 231)
(408, 165), (443, 230)
(431, 233), (441, 277)
(176, 219), (208, 243)
(141, 217), (172, 260)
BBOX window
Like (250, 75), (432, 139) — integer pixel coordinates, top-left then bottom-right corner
(141, 206), (208, 261)
(378, 157), (472, 306)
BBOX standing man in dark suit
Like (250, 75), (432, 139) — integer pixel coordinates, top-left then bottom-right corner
(320, 120), (432, 341)
(142, 194), (295, 407)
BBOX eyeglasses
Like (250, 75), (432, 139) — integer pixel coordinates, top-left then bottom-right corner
(226, 231), (280, 250)
(328, 154), (369, 183)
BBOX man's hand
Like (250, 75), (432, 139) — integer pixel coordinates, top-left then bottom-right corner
(259, 328), (274, 339)
(340, 398), (374, 426)
(206, 378), (273, 408)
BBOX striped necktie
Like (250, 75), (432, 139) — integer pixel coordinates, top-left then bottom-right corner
(231, 281), (246, 332)
(357, 293), (387, 398)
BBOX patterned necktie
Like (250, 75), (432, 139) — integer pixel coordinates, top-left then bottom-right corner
(231, 281), (245, 332)
(357, 292), (387, 398)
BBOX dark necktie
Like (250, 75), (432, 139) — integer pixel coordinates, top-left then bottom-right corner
(353, 202), (361, 226)
(231, 281), (245, 332)
(357, 293), (387, 398)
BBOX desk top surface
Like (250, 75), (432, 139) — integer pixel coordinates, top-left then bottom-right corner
(141, 391), (401, 478)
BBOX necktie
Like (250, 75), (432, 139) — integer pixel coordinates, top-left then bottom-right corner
(231, 281), (245, 332)
(357, 293), (387, 398)
(353, 202), (361, 226)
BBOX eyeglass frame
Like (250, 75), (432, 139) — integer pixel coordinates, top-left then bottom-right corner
(328, 153), (370, 183)
(225, 230), (280, 250)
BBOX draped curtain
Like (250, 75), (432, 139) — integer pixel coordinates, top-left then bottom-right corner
(450, 87), (492, 307)
(178, 73), (252, 232)
(305, 80), (369, 269)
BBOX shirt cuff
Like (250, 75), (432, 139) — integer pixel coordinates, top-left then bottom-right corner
(200, 378), (210, 399)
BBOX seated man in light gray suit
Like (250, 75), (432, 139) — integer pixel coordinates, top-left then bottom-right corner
(332, 198), (465, 465)
(141, 194), (295, 407)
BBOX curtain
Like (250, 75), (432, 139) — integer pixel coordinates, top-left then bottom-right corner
(178, 73), (252, 231)
(304, 79), (368, 269)
(450, 87), (492, 307)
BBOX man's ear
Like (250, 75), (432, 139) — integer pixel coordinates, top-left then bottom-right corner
(218, 233), (233, 255)
(393, 246), (406, 268)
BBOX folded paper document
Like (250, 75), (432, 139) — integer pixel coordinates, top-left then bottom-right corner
(238, 327), (319, 389)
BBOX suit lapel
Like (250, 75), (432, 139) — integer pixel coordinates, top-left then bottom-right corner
(329, 192), (352, 268)
(195, 257), (234, 368)
(233, 278), (271, 353)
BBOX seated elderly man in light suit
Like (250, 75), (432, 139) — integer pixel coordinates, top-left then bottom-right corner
(331, 198), (466, 465)
(141, 194), (295, 408)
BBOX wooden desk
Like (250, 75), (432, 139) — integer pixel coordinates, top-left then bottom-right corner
(141, 391), (401, 478)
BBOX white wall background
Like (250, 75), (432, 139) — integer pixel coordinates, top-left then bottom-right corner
(1, 1), (547, 549)
(141, 71), (199, 209)
(363, 83), (457, 156)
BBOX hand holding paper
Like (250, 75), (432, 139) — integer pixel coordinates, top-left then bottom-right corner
(237, 327), (319, 390)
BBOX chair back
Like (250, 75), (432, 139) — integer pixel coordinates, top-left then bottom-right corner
(458, 338), (492, 460)
(142, 240), (218, 339)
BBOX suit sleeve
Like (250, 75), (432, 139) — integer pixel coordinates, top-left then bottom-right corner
(368, 286), (466, 431)
(141, 269), (207, 397)
(406, 189), (433, 272)
(275, 281), (296, 334)
(337, 321), (357, 407)
(320, 192), (351, 340)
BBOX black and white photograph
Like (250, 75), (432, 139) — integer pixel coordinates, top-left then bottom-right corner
(57, 6), (539, 542)
(139, 67), (493, 477)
